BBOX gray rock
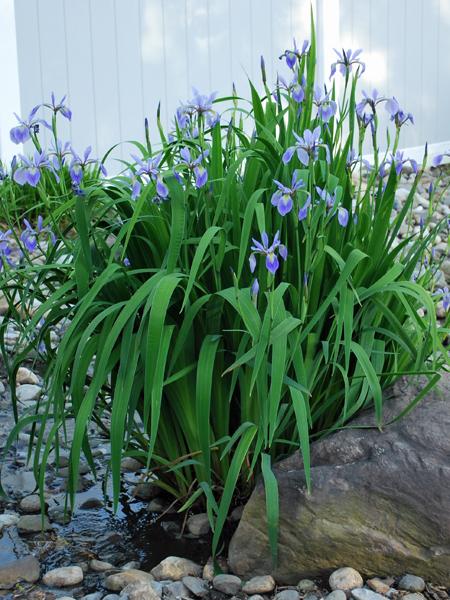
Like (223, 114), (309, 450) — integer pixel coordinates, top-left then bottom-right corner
(42, 565), (84, 587)
(228, 375), (450, 585)
(19, 493), (46, 513)
(402, 595), (426, 600)
(104, 596), (121, 600)
(275, 590), (300, 600)
(297, 579), (316, 593)
(132, 481), (160, 500)
(248, 595), (265, 600)
(366, 579), (391, 595)
(105, 569), (154, 591)
(182, 576), (210, 597)
(17, 513), (52, 533)
(242, 575), (276, 594)
(121, 457), (143, 472)
(330, 568), (364, 592)
(151, 556), (202, 581)
(325, 592), (347, 600)
(90, 558), (113, 571)
(398, 575), (426, 592)
(16, 383), (42, 402)
(351, 589), (385, 600)
(82, 594), (104, 600)
(186, 513), (211, 536)
(0, 556), (40, 589)
(0, 380), (5, 394)
(164, 580), (191, 599)
(48, 505), (71, 524)
(16, 367), (39, 385)
(0, 512), (19, 532)
(202, 557), (228, 582)
(80, 496), (104, 509)
(121, 581), (160, 600)
(122, 561), (142, 570)
(213, 574), (242, 595)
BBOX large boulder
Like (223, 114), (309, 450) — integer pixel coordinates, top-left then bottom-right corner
(229, 375), (450, 585)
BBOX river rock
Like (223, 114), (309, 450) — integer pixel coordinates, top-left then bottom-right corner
(0, 556), (40, 589)
(120, 581), (160, 600)
(325, 592), (347, 600)
(132, 481), (159, 500)
(351, 589), (385, 600)
(242, 575), (276, 594)
(151, 556), (202, 580)
(105, 569), (154, 591)
(186, 512), (210, 536)
(398, 575), (426, 592)
(212, 574), (242, 595)
(182, 576), (210, 597)
(330, 568), (363, 591)
(17, 514), (52, 533)
(0, 512), (19, 531)
(16, 383), (42, 402)
(16, 367), (39, 385)
(228, 375), (450, 585)
(275, 590), (300, 600)
(42, 565), (84, 587)
(19, 493), (46, 513)
(90, 558), (113, 572)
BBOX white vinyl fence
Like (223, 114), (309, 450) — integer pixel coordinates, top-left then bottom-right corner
(1, 0), (449, 167)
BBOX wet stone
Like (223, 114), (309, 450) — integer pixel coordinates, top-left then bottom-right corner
(80, 496), (104, 509)
(182, 575), (210, 597)
(132, 481), (160, 500)
(325, 591), (347, 600)
(275, 590), (300, 600)
(122, 581), (161, 600)
(120, 457), (143, 472)
(351, 589), (386, 600)
(17, 513), (52, 533)
(398, 575), (426, 593)
(0, 555), (41, 589)
(329, 568), (364, 592)
(19, 493), (46, 513)
(151, 556), (202, 581)
(164, 580), (191, 599)
(242, 575), (276, 594)
(16, 367), (39, 385)
(16, 383), (42, 402)
(186, 512), (211, 536)
(213, 574), (242, 595)
(89, 558), (114, 572)
(105, 569), (154, 591)
(298, 579), (317, 593)
(42, 565), (84, 587)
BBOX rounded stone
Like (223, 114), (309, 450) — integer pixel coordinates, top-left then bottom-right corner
(275, 590), (300, 600)
(17, 514), (52, 533)
(351, 589), (386, 600)
(242, 575), (276, 594)
(329, 568), (364, 591)
(132, 481), (160, 500)
(325, 591), (347, 600)
(182, 576), (210, 597)
(213, 574), (242, 595)
(121, 581), (160, 600)
(105, 569), (154, 591)
(16, 383), (42, 403)
(298, 579), (316, 592)
(0, 556), (40, 589)
(89, 558), (113, 572)
(120, 457), (143, 472)
(19, 494), (46, 513)
(398, 575), (426, 592)
(42, 566), (84, 587)
(151, 556), (202, 581)
(186, 513), (211, 536)
(16, 367), (39, 385)
(402, 594), (426, 600)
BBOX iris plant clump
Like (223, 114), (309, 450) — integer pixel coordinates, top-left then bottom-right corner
(1, 14), (449, 563)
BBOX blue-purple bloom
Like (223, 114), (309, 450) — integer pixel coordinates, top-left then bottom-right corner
(251, 278), (259, 299)
(298, 193), (311, 221)
(282, 126), (330, 166)
(330, 48), (365, 79)
(316, 186), (349, 227)
(0, 229), (14, 271)
(313, 86), (337, 122)
(43, 93), (72, 120)
(380, 151), (418, 177)
(13, 151), (59, 187)
(10, 106), (49, 144)
(337, 206), (349, 227)
(69, 146), (107, 186)
(279, 39), (310, 70)
(385, 97), (414, 128)
(432, 150), (450, 167)
(271, 171), (305, 216)
(20, 216), (56, 253)
(435, 287), (450, 311)
(277, 74), (305, 104)
(249, 231), (287, 275)
(177, 147), (209, 188)
(132, 152), (169, 201)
